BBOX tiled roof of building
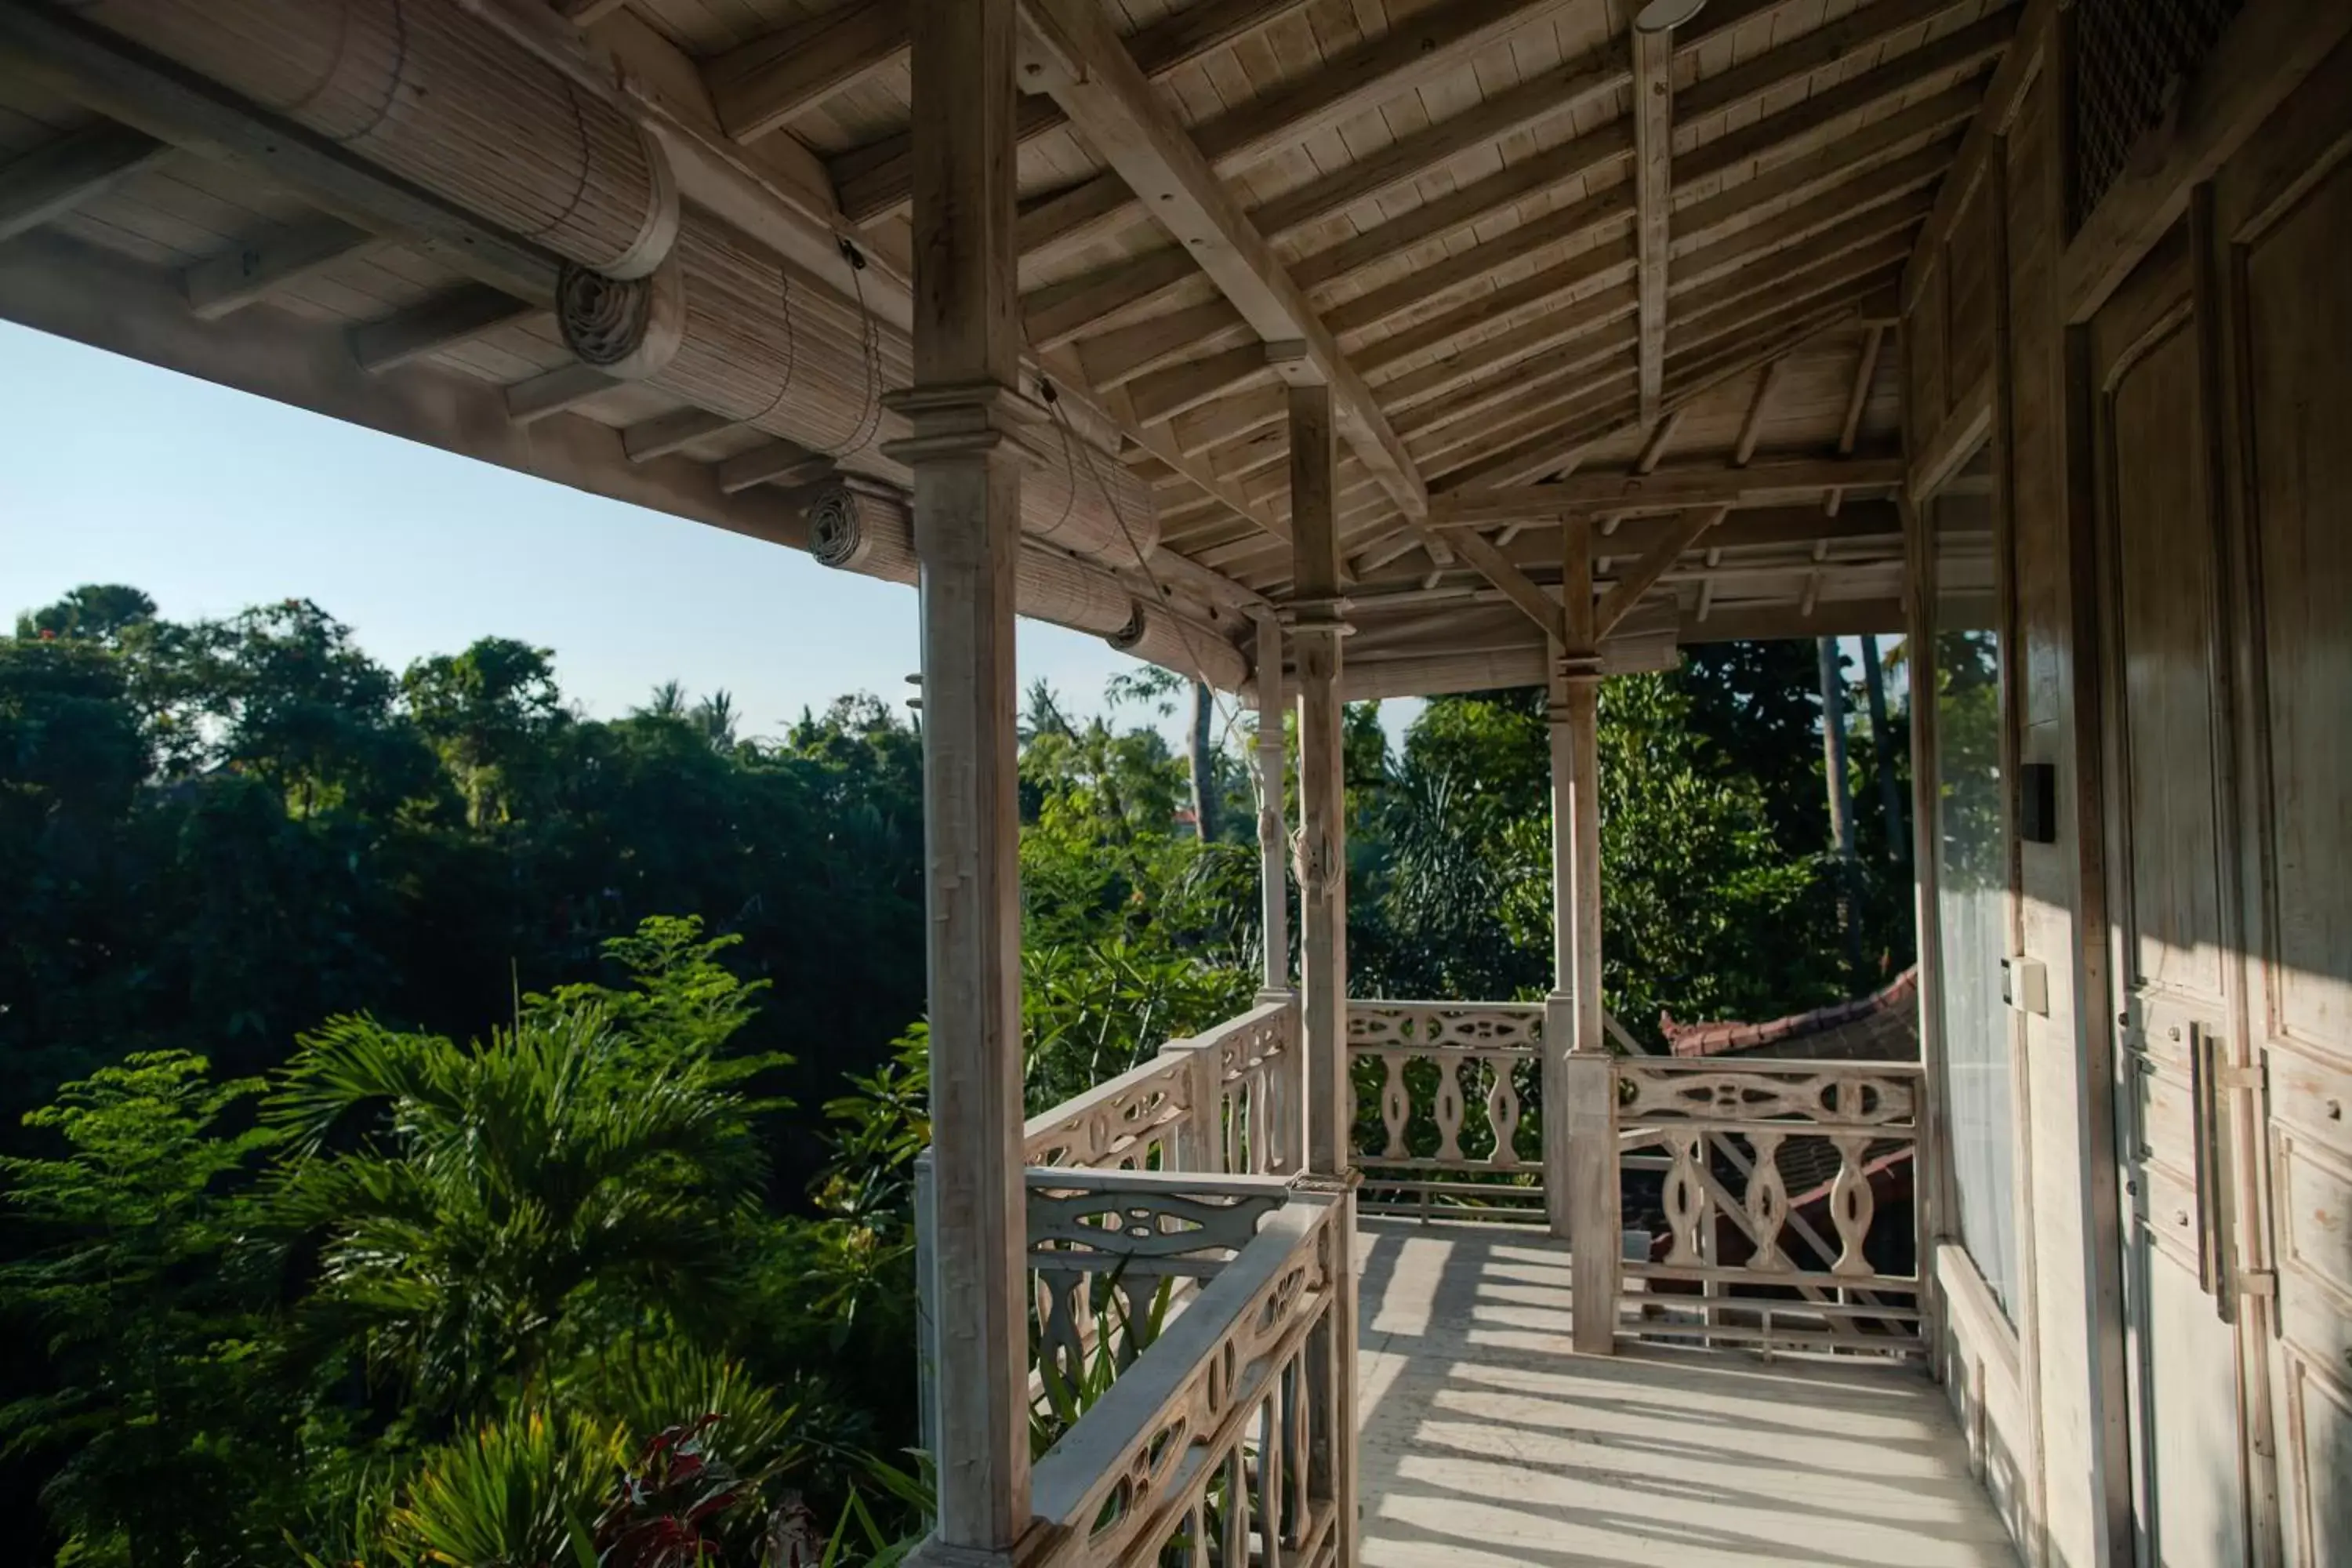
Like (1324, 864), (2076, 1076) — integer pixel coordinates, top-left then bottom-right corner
(1658, 967), (1920, 1061)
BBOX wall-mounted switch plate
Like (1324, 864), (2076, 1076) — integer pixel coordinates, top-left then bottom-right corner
(2002, 955), (2049, 1016)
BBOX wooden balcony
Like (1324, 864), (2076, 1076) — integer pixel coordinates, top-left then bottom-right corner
(1355, 1219), (2014, 1567)
(918, 996), (2009, 1566)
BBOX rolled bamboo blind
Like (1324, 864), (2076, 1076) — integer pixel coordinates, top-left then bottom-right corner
(804, 481), (1246, 689)
(74, 0), (677, 277)
(1109, 601), (1250, 692)
(81, 0), (1161, 566)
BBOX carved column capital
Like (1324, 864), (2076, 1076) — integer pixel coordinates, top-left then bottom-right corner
(881, 379), (1040, 463)
(1281, 594), (1354, 638)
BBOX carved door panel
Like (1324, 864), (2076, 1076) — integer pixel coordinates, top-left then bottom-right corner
(2091, 238), (2250, 1567)
(2210, 51), (2352, 1566)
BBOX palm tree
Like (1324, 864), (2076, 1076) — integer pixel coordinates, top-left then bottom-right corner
(692, 688), (739, 750)
(264, 997), (775, 1421)
(637, 678), (688, 720)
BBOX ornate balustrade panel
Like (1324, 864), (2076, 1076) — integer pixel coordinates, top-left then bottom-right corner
(1616, 1057), (1926, 1354)
(1346, 1000), (1546, 1221)
(1197, 1000), (1301, 1178)
(1030, 1182), (1348, 1568)
(1024, 1050), (1201, 1171)
(1025, 1168), (1290, 1397)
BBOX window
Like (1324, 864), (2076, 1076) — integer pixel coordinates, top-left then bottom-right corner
(1929, 459), (2020, 1319)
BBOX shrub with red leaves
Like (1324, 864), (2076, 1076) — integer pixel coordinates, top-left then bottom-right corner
(594, 1416), (749, 1568)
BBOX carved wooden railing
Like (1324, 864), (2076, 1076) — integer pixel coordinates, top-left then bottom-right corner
(919, 996), (1344, 1564)
(1029, 1171), (1349, 1567)
(1345, 1000), (1548, 1221)
(1022, 999), (1301, 1177)
(1615, 1056), (1926, 1356)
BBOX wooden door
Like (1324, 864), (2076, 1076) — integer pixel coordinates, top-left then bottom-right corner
(2209, 49), (2352, 1566)
(2090, 232), (2252, 1568)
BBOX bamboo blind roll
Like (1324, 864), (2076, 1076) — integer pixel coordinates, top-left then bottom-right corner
(805, 479), (916, 583)
(804, 481), (1156, 643)
(78, 0), (677, 277)
(1005, 416), (1159, 568)
(1110, 601), (1250, 691)
(1012, 543), (1140, 639)
(83, 0), (1157, 565)
(625, 217), (1157, 567)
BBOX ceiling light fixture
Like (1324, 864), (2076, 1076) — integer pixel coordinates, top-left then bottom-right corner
(1635, 0), (1708, 32)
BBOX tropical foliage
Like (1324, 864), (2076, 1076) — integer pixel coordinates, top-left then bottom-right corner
(2, 586), (1911, 1563)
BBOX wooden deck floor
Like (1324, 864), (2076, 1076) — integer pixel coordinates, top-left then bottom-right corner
(1354, 1219), (2019, 1568)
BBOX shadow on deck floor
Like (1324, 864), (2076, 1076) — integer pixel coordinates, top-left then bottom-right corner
(1353, 1218), (2018, 1567)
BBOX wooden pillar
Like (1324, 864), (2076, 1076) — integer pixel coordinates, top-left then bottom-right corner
(1288, 380), (1348, 1178)
(1255, 615), (1292, 999)
(1550, 515), (1618, 1353)
(1287, 376), (1359, 1565)
(895, 0), (1035, 1557)
(1543, 653), (1576, 1236)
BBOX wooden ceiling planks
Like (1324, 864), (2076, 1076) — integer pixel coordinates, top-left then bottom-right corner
(0, 0), (1993, 671)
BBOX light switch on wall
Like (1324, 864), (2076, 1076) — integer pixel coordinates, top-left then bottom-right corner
(2002, 955), (2049, 1016)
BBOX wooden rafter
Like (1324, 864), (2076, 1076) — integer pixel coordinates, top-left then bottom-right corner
(1594, 505), (1727, 637)
(0, 122), (167, 242)
(1429, 454), (1908, 525)
(1839, 325), (1888, 455)
(831, 0), (1319, 222)
(182, 216), (377, 320)
(1015, 0), (1428, 527)
(1449, 527), (1562, 641)
(622, 408), (739, 464)
(349, 287), (541, 374)
(1419, 295), (1885, 495)
(1016, 0), (1571, 262)
(1040, 0), (1996, 405)
(1349, 501), (1904, 590)
(705, 0), (909, 146)
(1824, 321), (1886, 517)
(1733, 360), (1785, 467)
(1632, 15), (1674, 429)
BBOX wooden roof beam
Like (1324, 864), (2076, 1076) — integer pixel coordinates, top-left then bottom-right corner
(1680, 6), (2015, 190)
(1632, 11), (1675, 430)
(1449, 527), (1563, 642)
(623, 408), (740, 464)
(1377, 284), (1641, 415)
(182, 215), (379, 320)
(716, 437), (832, 495)
(1015, 0), (1573, 262)
(1325, 186), (1635, 343)
(831, 0), (1318, 222)
(705, 0), (911, 146)
(1038, 0), (1993, 387)
(0, 122), (169, 243)
(1595, 504), (1728, 637)
(1351, 499), (1904, 588)
(1733, 360), (1785, 467)
(349, 286), (543, 374)
(1357, 236), (1640, 378)
(1016, 0), (1432, 533)
(1824, 321), (1886, 515)
(1428, 455), (1907, 525)
(1669, 144), (1953, 296)
(1669, 226), (1922, 350)
(1424, 293), (1887, 496)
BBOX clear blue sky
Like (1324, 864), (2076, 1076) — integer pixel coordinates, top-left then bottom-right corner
(2, 320), (1424, 750)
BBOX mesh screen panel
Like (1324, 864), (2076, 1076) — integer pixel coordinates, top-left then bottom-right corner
(2071, 0), (2244, 232)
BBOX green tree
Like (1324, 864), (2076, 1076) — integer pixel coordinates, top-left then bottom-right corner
(401, 638), (566, 827)
(263, 924), (789, 1426)
(0, 1052), (283, 1567)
